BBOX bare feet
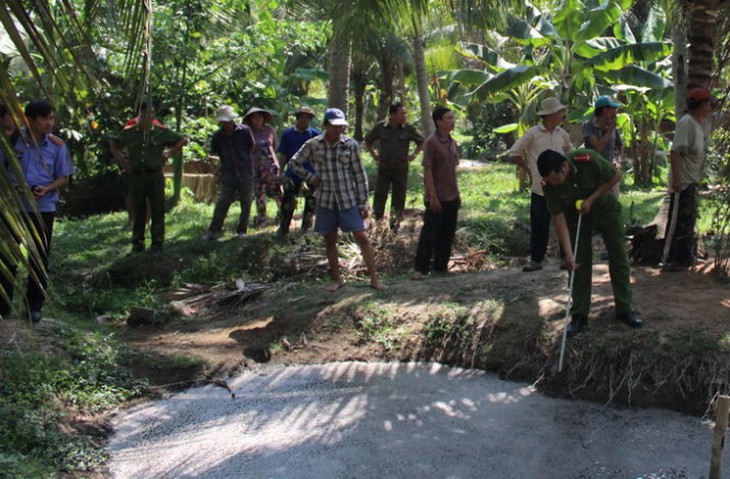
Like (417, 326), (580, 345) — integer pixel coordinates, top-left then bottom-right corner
(324, 282), (344, 292)
(411, 272), (425, 281)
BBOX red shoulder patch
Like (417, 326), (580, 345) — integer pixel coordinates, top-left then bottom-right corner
(49, 134), (65, 146)
(574, 153), (592, 163)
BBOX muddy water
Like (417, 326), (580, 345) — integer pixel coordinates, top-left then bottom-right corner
(109, 362), (721, 478)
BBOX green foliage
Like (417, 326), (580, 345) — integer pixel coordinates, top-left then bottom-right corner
(0, 327), (144, 475)
(706, 125), (730, 277)
(459, 101), (514, 159)
(450, 0), (672, 167)
(423, 302), (471, 349)
(354, 301), (406, 350)
(457, 161), (529, 256)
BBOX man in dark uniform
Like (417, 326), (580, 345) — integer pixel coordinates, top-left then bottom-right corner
(538, 148), (643, 337)
(364, 103), (424, 231)
(109, 103), (187, 253)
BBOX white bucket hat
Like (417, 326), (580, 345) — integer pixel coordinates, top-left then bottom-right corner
(215, 105), (237, 122)
(536, 97), (567, 116)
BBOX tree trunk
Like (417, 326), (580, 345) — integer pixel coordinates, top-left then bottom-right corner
(352, 70), (367, 141)
(671, 21), (689, 117)
(328, 32), (351, 112)
(687, 0), (719, 89)
(377, 60), (395, 121)
(411, 17), (433, 136)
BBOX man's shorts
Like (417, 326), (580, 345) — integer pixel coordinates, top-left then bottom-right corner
(314, 205), (365, 234)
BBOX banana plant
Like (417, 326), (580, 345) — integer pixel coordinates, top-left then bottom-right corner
(451, 0), (672, 114)
(449, 0), (674, 187)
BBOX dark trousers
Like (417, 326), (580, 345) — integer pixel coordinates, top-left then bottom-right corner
(665, 184), (699, 266)
(208, 174), (254, 234)
(279, 179), (315, 234)
(529, 193), (551, 263)
(414, 199), (460, 274)
(570, 203), (633, 316)
(0, 211), (54, 315)
(373, 167), (408, 226)
(129, 170), (165, 251)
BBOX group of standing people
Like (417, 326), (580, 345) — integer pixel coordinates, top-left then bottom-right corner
(507, 88), (716, 337)
(0, 87), (715, 330)
(200, 102), (459, 292)
(199, 104), (321, 240)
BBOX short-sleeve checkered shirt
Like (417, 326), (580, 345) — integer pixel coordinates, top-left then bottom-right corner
(290, 134), (369, 210)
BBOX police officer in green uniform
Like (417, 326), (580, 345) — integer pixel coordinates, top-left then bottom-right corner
(537, 148), (643, 337)
(109, 104), (188, 253)
(364, 103), (424, 231)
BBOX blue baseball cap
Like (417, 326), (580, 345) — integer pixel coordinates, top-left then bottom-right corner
(594, 96), (621, 109)
(324, 108), (348, 126)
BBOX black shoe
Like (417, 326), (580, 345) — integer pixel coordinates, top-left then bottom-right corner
(661, 262), (687, 272)
(30, 310), (42, 323)
(566, 314), (587, 337)
(522, 261), (543, 272)
(616, 311), (643, 328)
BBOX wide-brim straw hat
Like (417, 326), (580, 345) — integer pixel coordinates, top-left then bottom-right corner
(536, 97), (567, 116)
(243, 107), (273, 123)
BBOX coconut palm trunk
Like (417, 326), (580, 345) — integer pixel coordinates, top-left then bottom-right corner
(328, 32), (351, 112)
(411, 17), (433, 136)
(687, 0), (719, 89)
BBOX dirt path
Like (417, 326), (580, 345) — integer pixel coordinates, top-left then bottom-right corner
(121, 261), (730, 410)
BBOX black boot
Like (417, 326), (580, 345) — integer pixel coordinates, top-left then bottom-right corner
(566, 314), (587, 337)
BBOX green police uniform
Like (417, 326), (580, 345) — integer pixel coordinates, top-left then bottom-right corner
(108, 124), (184, 251)
(543, 148), (633, 317)
(364, 121), (424, 225)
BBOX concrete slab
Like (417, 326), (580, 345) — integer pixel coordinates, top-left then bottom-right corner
(109, 362), (721, 478)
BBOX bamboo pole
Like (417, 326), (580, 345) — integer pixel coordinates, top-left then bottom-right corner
(710, 395), (730, 479)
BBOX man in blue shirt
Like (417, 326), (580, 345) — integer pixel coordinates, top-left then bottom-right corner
(275, 106), (320, 236)
(5, 100), (75, 322)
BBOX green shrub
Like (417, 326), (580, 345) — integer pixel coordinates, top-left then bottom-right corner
(0, 328), (144, 475)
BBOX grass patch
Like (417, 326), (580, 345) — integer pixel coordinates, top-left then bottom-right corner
(0, 324), (145, 476)
(352, 301), (407, 350)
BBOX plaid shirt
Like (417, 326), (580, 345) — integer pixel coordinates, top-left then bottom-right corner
(290, 133), (369, 210)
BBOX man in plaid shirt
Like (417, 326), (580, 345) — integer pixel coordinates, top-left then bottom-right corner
(290, 108), (385, 291)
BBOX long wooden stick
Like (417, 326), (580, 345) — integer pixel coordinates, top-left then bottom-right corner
(662, 192), (680, 264)
(710, 395), (730, 479)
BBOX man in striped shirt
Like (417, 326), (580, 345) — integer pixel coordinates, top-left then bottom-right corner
(290, 108), (385, 291)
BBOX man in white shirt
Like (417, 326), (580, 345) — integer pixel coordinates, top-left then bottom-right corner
(664, 87), (715, 271)
(508, 97), (573, 272)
